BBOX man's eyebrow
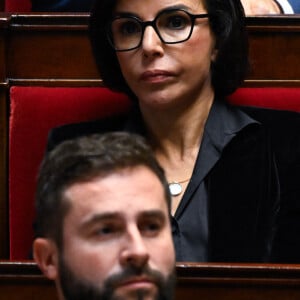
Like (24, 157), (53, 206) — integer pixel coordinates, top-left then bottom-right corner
(138, 210), (167, 220)
(79, 210), (167, 230)
(80, 212), (122, 228)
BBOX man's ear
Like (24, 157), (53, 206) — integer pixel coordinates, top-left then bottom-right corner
(33, 238), (59, 280)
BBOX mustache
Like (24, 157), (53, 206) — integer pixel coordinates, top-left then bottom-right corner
(59, 255), (176, 300)
(104, 265), (164, 289)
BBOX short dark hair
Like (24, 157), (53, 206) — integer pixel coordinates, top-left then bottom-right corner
(35, 132), (170, 247)
(89, 0), (249, 98)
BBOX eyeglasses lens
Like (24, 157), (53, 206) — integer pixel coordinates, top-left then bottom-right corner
(110, 10), (195, 51)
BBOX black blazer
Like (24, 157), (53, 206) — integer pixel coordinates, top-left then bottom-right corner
(289, 0), (300, 13)
(47, 106), (300, 263)
(245, 107), (300, 263)
(31, 0), (93, 12)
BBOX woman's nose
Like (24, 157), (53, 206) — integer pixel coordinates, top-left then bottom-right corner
(119, 226), (150, 269)
(141, 26), (164, 57)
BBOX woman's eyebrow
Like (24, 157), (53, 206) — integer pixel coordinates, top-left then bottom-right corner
(113, 4), (192, 19)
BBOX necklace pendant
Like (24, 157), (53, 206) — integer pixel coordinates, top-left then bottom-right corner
(169, 182), (182, 196)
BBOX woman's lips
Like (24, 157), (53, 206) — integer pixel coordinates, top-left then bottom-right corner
(140, 70), (174, 83)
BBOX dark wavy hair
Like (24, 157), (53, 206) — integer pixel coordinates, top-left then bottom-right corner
(89, 0), (249, 97)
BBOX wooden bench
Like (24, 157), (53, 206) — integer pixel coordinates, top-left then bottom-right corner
(2, 261), (300, 300)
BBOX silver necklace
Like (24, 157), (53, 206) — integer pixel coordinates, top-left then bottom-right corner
(168, 178), (190, 196)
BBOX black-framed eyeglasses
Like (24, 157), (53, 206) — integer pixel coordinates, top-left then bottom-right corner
(107, 9), (209, 52)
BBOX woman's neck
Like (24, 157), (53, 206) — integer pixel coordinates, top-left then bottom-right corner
(140, 90), (214, 215)
(141, 90), (214, 158)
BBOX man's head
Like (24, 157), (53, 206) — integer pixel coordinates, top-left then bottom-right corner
(33, 132), (175, 300)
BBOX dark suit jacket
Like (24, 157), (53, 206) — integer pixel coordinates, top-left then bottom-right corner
(288, 0), (300, 13)
(47, 105), (300, 263)
(31, 0), (93, 12)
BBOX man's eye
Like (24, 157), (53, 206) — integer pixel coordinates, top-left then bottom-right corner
(94, 225), (119, 238)
(140, 222), (162, 236)
(98, 227), (113, 234)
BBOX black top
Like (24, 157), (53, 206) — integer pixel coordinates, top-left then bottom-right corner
(172, 100), (257, 261)
(47, 99), (300, 263)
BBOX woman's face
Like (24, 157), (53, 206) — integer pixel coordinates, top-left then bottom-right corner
(113, 0), (217, 110)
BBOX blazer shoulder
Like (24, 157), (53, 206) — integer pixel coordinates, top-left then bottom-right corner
(239, 106), (300, 126)
(47, 113), (129, 152)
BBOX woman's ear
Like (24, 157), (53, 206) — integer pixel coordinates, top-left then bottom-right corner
(33, 238), (59, 280)
(211, 47), (218, 62)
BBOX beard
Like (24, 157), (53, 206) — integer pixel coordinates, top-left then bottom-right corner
(58, 256), (176, 300)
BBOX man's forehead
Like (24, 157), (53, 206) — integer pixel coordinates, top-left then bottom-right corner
(70, 199), (169, 223)
(63, 166), (168, 220)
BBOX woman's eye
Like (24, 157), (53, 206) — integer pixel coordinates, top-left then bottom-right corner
(120, 21), (140, 35)
(166, 16), (188, 30)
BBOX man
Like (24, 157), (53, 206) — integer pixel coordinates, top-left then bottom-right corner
(33, 132), (176, 300)
(241, 0), (299, 14)
(31, 0), (93, 12)
(285, 0), (300, 13)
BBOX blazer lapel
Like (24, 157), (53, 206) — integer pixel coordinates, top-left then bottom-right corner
(207, 124), (279, 262)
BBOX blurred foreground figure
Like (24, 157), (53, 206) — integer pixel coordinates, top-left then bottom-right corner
(33, 132), (176, 300)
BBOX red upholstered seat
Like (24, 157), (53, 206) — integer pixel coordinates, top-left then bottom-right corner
(5, 0), (31, 12)
(8, 86), (300, 259)
(9, 86), (130, 259)
(227, 87), (300, 112)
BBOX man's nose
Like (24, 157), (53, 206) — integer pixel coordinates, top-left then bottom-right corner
(120, 226), (150, 268)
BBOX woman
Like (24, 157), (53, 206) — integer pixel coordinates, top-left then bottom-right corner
(48, 0), (281, 262)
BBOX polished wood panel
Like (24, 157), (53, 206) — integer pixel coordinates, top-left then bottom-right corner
(0, 14), (300, 87)
(0, 14), (7, 82)
(0, 0), (4, 12)
(4, 13), (100, 86)
(176, 263), (300, 299)
(247, 16), (300, 86)
(0, 261), (57, 300)
(0, 15), (8, 259)
(0, 86), (8, 259)
(2, 261), (300, 300)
